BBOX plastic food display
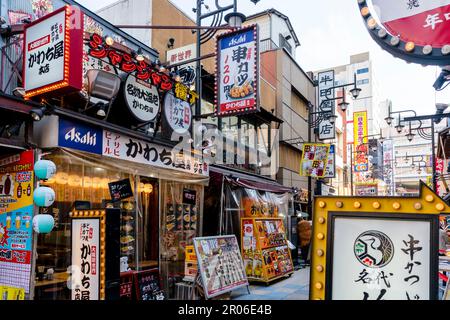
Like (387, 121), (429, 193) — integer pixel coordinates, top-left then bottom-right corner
(241, 217), (294, 283)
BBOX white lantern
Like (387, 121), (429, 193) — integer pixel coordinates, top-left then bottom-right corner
(32, 214), (55, 234)
(34, 160), (56, 180)
(33, 186), (56, 207)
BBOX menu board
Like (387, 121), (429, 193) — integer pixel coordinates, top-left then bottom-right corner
(134, 269), (165, 300)
(108, 178), (133, 202)
(193, 235), (248, 299)
(165, 203), (198, 233)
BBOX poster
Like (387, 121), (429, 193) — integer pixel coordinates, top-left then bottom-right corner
(324, 144), (336, 178)
(317, 70), (335, 140)
(353, 111), (369, 172)
(331, 216), (431, 300)
(134, 269), (165, 300)
(194, 235), (248, 299)
(0, 150), (34, 293)
(300, 143), (330, 178)
(216, 25), (259, 116)
(71, 218), (100, 300)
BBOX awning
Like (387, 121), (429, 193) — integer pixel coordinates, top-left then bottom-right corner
(210, 165), (294, 194)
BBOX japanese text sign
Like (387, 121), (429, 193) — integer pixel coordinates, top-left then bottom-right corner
(163, 92), (192, 135)
(318, 70), (335, 140)
(108, 178), (133, 202)
(311, 182), (443, 300)
(216, 25), (259, 117)
(24, 5), (83, 98)
(353, 111), (369, 172)
(324, 144), (336, 178)
(166, 44), (197, 86)
(300, 143), (331, 178)
(124, 74), (160, 123)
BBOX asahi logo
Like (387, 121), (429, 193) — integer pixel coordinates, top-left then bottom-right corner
(64, 127), (97, 146)
(227, 34), (247, 47)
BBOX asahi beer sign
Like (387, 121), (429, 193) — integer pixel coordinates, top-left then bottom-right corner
(71, 218), (100, 300)
(124, 74), (160, 122)
(58, 118), (103, 155)
(216, 25), (259, 117)
(163, 92), (192, 135)
(23, 6), (83, 98)
(331, 217), (431, 300)
(317, 70), (335, 140)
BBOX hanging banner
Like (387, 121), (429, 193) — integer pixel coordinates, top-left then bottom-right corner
(0, 150), (34, 294)
(300, 143), (331, 178)
(216, 25), (259, 117)
(23, 5), (83, 98)
(317, 70), (336, 140)
(324, 144), (336, 178)
(353, 111), (369, 172)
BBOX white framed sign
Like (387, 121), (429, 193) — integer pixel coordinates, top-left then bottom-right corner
(124, 74), (160, 122)
(317, 70), (335, 140)
(166, 44), (197, 86)
(163, 92), (192, 135)
(71, 218), (100, 300)
(328, 213), (437, 300)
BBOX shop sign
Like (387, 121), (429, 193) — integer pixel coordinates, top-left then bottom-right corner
(311, 182), (442, 300)
(355, 183), (378, 196)
(435, 158), (445, 196)
(358, 1), (450, 66)
(134, 269), (165, 300)
(71, 216), (101, 300)
(382, 139), (395, 196)
(324, 144), (336, 178)
(182, 188), (197, 205)
(102, 130), (209, 177)
(216, 25), (259, 117)
(58, 118), (103, 155)
(166, 44), (197, 86)
(317, 70), (336, 140)
(193, 235), (249, 299)
(300, 143), (331, 178)
(163, 92), (192, 135)
(8, 10), (33, 25)
(0, 150), (34, 294)
(108, 178), (133, 202)
(23, 5), (83, 98)
(353, 111), (369, 172)
(124, 74), (160, 122)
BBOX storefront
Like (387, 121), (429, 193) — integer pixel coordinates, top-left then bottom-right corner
(31, 113), (208, 300)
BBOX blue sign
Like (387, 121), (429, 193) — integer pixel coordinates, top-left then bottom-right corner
(220, 29), (254, 50)
(58, 118), (103, 154)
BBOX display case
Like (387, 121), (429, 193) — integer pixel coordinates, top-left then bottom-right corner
(241, 218), (294, 283)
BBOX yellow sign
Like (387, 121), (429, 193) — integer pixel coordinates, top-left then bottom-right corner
(300, 143), (330, 178)
(0, 286), (25, 300)
(311, 182), (448, 300)
(353, 111), (369, 172)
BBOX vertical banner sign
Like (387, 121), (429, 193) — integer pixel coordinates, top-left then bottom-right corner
(353, 111), (369, 172)
(324, 144), (336, 178)
(318, 70), (335, 140)
(382, 140), (395, 196)
(166, 44), (197, 87)
(23, 5), (83, 98)
(216, 25), (259, 117)
(300, 143), (331, 178)
(71, 218), (100, 300)
(435, 158), (445, 196)
(0, 151), (34, 293)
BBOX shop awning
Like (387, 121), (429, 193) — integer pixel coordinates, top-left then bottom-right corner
(210, 165), (294, 194)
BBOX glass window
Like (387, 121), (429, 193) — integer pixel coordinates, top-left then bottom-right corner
(357, 68), (369, 74)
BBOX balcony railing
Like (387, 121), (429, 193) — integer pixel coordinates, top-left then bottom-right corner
(0, 37), (23, 95)
(260, 38), (278, 53)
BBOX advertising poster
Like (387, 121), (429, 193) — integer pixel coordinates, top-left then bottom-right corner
(300, 143), (330, 178)
(217, 25), (259, 116)
(331, 216), (432, 300)
(353, 111), (369, 172)
(71, 218), (100, 300)
(193, 235), (248, 299)
(324, 144), (336, 178)
(0, 150), (34, 293)
(355, 183), (378, 196)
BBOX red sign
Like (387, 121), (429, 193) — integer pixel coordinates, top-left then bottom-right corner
(23, 5), (83, 98)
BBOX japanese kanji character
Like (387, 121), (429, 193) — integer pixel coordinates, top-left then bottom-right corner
(81, 291), (90, 300)
(406, 0), (420, 10)
(401, 234), (423, 260)
(423, 13), (443, 30)
(232, 46), (248, 64)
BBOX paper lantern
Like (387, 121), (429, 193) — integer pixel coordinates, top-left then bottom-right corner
(33, 187), (56, 207)
(92, 177), (101, 189)
(34, 160), (57, 180)
(55, 172), (69, 185)
(83, 177), (92, 188)
(143, 184), (153, 194)
(68, 175), (82, 187)
(32, 214), (55, 234)
(138, 183), (145, 193)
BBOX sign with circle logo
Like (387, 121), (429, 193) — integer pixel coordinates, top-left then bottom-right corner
(354, 230), (394, 268)
(163, 92), (192, 135)
(124, 74), (160, 122)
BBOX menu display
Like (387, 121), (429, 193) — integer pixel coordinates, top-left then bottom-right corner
(193, 235), (248, 299)
(134, 269), (165, 300)
(241, 218), (294, 283)
(108, 178), (133, 202)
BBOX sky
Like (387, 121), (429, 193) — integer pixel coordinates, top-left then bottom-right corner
(76, 0), (450, 114)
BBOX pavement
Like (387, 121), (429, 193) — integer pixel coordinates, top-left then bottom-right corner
(230, 266), (310, 300)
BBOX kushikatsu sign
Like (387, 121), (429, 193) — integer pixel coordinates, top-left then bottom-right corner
(310, 182), (444, 300)
(357, 0), (450, 65)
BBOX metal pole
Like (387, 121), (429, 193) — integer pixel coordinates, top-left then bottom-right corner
(431, 120), (437, 191)
(195, 0), (202, 120)
(307, 104), (313, 219)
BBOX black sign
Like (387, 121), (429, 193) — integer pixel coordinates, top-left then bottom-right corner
(108, 178), (133, 202)
(183, 188), (197, 205)
(134, 269), (166, 300)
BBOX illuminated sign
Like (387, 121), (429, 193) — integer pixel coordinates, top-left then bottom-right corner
(300, 143), (331, 178)
(216, 25), (259, 117)
(23, 5), (83, 98)
(357, 0), (450, 66)
(353, 111), (369, 172)
(124, 74), (160, 123)
(311, 182), (444, 300)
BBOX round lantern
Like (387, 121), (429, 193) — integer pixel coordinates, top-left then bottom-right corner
(32, 214), (55, 234)
(55, 172), (69, 185)
(92, 177), (102, 189)
(68, 175), (82, 187)
(34, 160), (57, 180)
(33, 187), (56, 207)
(83, 176), (92, 188)
(144, 184), (153, 194)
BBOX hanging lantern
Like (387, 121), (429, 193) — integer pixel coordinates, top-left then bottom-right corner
(34, 160), (57, 180)
(55, 172), (69, 185)
(33, 186), (56, 207)
(144, 184), (153, 194)
(83, 177), (92, 188)
(138, 183), (145, 193)
(32, 214), (55, 234)
(92, 177), (101, 189)
(68, 175), (82, 187)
